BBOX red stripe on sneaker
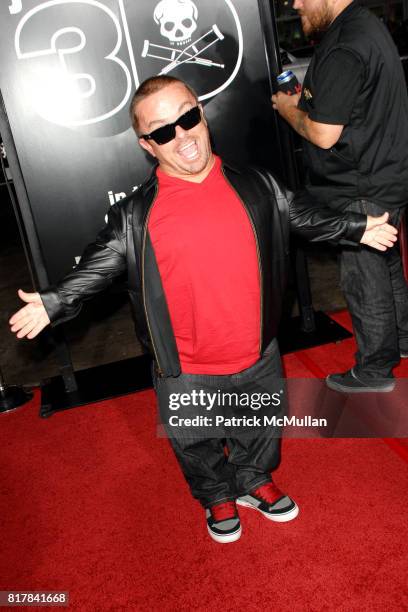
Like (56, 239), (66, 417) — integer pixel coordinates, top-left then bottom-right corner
(253, 483), (283, 505)
(211, 501), (237, 521)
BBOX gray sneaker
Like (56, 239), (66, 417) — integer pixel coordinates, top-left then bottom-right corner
(206, 501), (242, 543)
(237, 482), (299, 522)
(326, 368), (395, 393)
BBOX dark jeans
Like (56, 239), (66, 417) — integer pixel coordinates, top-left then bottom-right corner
(340, 200), (408, 380)
(153, 339), (284, 508)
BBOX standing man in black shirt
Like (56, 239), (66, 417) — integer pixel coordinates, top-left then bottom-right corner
(273, 0), (408, 393)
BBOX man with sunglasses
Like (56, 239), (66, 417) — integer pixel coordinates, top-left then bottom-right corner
(9, 76), (397, 544)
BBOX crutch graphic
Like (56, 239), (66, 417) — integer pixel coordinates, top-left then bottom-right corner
(141, 25), (225, 75)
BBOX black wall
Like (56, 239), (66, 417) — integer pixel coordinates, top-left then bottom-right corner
(0, 0), (283, 286)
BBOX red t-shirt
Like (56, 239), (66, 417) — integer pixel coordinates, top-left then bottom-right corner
(148, 156), (260, 374)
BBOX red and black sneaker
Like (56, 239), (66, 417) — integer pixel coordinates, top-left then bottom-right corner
(237, 481), (299, 522)
(206, 501), (242, 543)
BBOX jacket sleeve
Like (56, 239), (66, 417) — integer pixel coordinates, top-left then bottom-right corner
(286, 187), (367, 245)
(40, 204), (127, 326)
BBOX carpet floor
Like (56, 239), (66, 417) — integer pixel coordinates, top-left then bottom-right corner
(1, 311), (407, 611)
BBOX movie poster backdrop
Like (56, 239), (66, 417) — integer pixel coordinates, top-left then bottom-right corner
(0, 0), (283, 285)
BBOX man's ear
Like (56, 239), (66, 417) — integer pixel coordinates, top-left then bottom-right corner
(139, 137), (156, 158)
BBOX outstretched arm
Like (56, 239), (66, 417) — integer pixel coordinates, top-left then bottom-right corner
(9, 204), (128, 340)
(288, 189), (397, 248)
(252, 168), (398, 250)
(9, 290), (50, 339)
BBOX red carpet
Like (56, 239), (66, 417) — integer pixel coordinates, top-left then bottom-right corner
(1, 311), (407, 611)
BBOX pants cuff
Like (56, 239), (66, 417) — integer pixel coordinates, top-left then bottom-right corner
(202, 495), (236, 509)
(238, 476), (272, 498)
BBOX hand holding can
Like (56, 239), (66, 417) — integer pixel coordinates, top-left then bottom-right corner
(276, 70), (302, 96)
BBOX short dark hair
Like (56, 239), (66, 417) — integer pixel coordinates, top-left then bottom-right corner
(129, 76), (198, 134)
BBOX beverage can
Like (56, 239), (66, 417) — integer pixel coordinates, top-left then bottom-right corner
(276, 70), (301, 95)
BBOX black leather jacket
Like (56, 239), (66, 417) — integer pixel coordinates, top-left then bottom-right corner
(41, 160), (366, 376)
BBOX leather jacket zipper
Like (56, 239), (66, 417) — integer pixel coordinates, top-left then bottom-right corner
(221, 168), (263, 354)
(141, 185), (163, 375)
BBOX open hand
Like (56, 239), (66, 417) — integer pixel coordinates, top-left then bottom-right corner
(360, 212), (398, 251)
(9, 289), (50, 339)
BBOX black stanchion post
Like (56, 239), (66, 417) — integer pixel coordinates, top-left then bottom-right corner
(0, 100), (78, 396)
(0, 364), (33, 414)
(293, 245), (315, 333)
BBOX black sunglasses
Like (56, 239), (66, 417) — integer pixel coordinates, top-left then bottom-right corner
(140, 106), (202, 145)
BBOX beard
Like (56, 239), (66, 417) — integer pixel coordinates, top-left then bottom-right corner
(299, 2), (333, 37)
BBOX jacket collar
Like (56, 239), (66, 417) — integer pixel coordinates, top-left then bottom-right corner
(221, 158), (242, 174)
(140, 163), (159, 198)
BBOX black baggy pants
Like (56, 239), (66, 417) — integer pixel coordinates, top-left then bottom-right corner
(153, 339), (285, 508)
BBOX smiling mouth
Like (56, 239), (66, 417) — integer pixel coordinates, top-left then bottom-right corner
(178, 141), (199, 160)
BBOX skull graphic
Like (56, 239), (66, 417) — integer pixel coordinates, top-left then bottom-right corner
(153, 0), (198, 46)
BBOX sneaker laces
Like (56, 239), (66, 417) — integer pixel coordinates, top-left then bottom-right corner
(252, 482), (283, 504)
(211, 501), (237, 522)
